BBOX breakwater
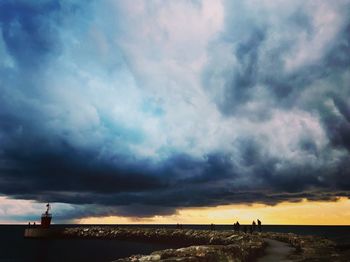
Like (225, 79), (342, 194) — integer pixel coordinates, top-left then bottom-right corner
(63, 226), (265, 261)
(260, 231), (343, 261)
(26, 226), (349, 262)
(62, 226), (346, 261)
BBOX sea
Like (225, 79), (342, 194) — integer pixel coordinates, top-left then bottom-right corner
(0, 224), (349, 262)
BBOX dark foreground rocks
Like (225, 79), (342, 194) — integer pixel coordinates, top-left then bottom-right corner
(260, 232), (346, 262)
(114, 244), (262, 262)
(63, 226), (347, 261)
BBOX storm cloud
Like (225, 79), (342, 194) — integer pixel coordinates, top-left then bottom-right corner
(0, 0), (350, 221)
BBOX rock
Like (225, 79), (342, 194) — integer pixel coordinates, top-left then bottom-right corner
(139, 254), (161, 261)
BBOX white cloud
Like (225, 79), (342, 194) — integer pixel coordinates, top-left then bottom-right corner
(0, 196), (74, 224)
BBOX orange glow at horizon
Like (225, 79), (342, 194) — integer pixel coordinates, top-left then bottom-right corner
(78, 197), (350, 225)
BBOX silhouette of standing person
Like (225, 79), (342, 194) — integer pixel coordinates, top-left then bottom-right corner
(210, 223), (215, 230)
(252, 220), (256, 232)
(233, 222), (238, 231)
(257, 219), (262, 232)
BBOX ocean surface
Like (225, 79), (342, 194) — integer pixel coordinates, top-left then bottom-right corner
(0, 224), (349, 262)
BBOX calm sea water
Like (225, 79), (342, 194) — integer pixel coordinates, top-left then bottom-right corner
(0, 225), (349, 262)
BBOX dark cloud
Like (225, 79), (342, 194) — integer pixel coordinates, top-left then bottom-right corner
(1, 131), (349, 218)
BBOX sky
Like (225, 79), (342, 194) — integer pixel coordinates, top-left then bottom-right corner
(0, 0), (350, 224)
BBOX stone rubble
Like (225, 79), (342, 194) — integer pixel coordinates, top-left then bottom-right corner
(62, 226), (346, 261)
(260, 232), (344, 261)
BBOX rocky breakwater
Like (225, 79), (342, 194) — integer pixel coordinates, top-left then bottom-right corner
(63, 226), (266, 261)
(63, 227), (346, 261)
(114, 232), (347, 262)
(260, 232), (346, 261)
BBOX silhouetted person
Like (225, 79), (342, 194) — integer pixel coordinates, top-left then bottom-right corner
(233, 221), (240, 231)
(243, 225), (247, 233)
(257, 219), (262, 232)
(176, 223), (180, 229)
(252, 221), (256, 232)
(210, 223), (215, 230)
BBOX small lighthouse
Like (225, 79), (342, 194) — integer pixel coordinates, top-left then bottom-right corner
(25, 203), (54, 237)
(41, 203), (52, 228)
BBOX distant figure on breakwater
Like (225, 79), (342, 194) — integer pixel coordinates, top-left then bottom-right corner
(243, 225), (247, 233)
(233, 221), (240, 232)
(257, 219), (262, 232)
(210, 223), (215, 230)
(252, 220), (256, 232)
(176, 223), (183, 229)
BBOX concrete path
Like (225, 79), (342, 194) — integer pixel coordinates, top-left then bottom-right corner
(257, 238), (295, 262)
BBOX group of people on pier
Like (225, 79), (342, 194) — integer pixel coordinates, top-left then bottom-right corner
(233, 219), (262, 233)
(207, 219), (262, 233)
(177, 219), (262, 233)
